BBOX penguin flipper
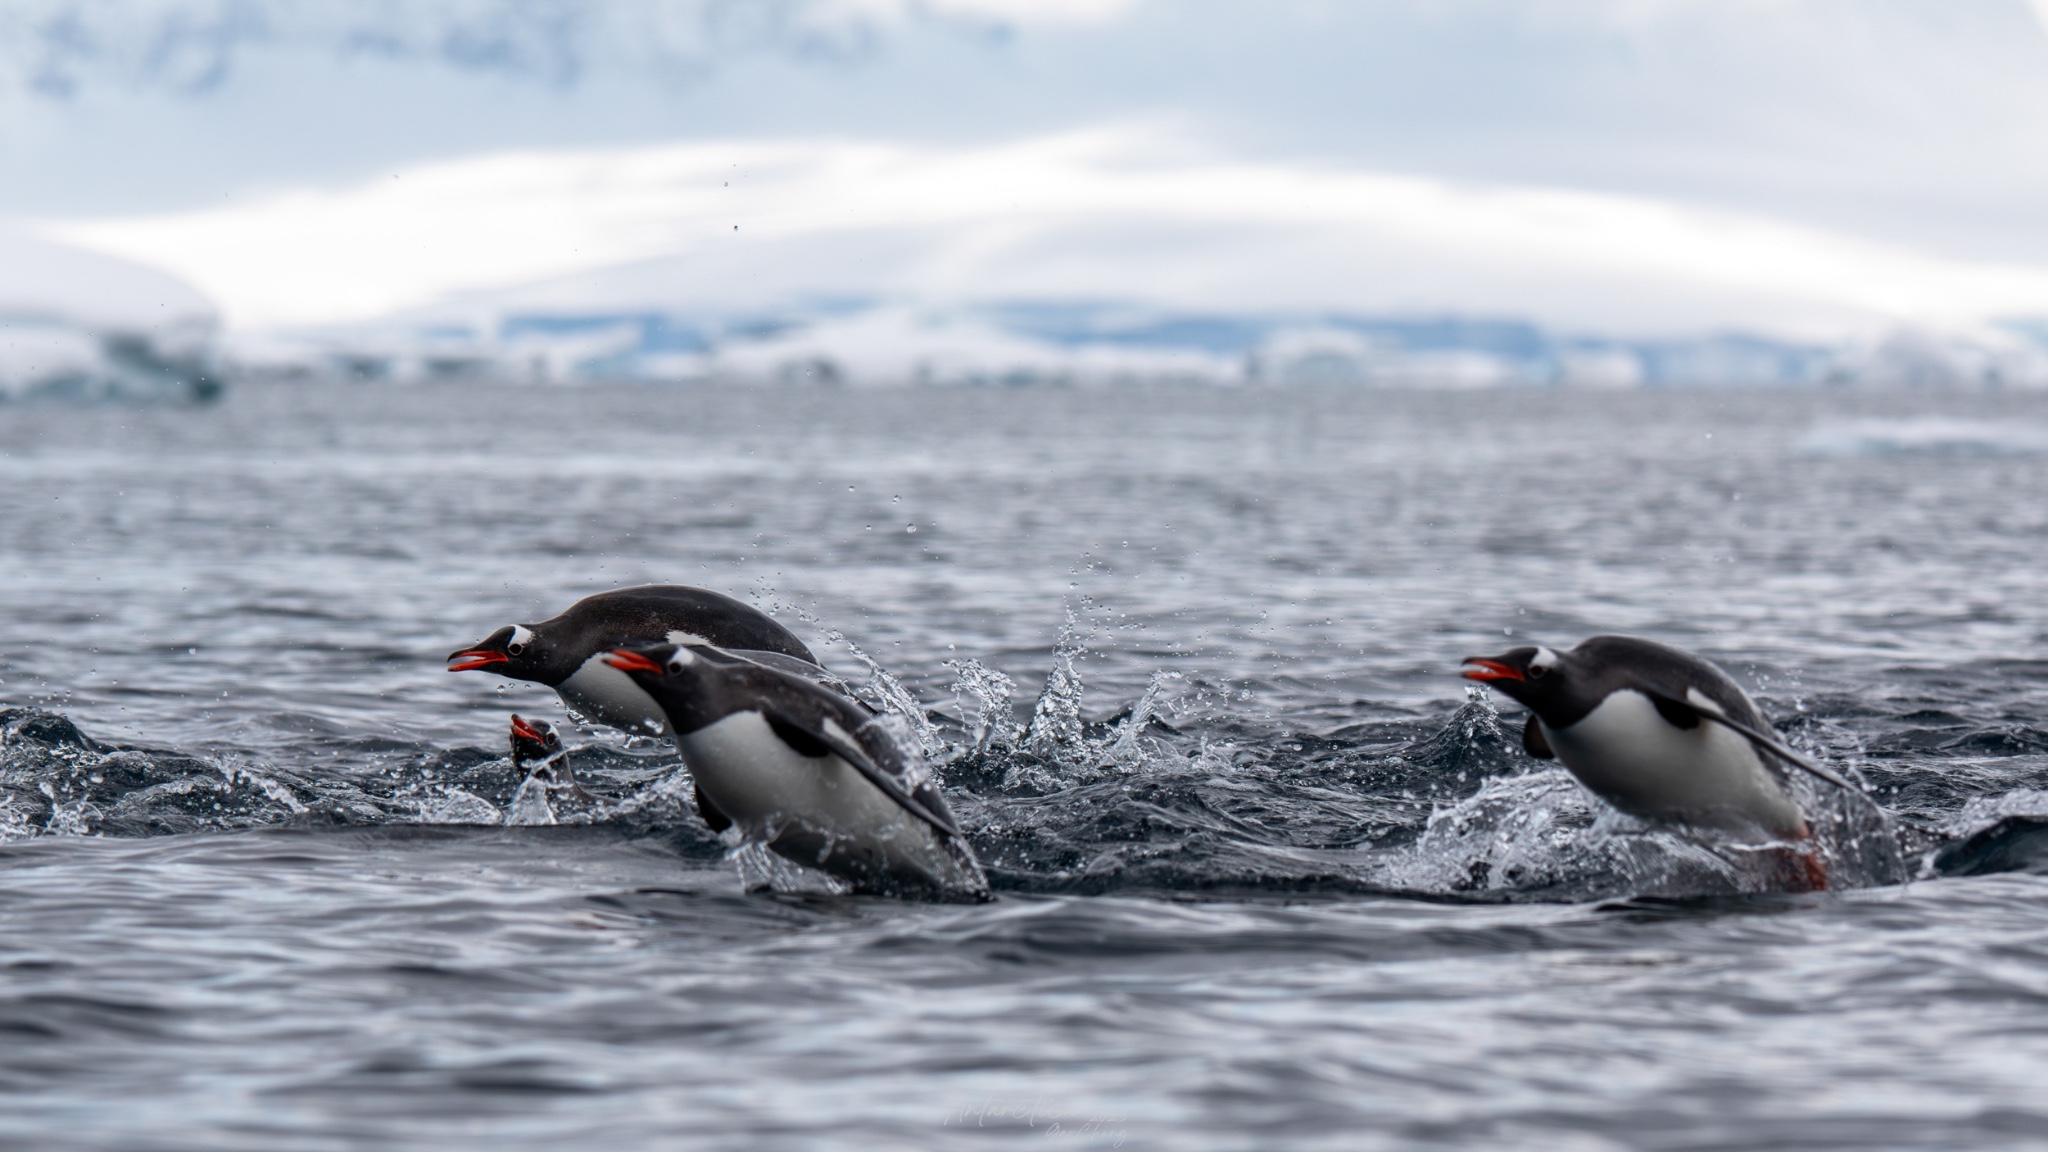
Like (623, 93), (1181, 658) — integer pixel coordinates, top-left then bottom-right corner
(1522, 714), (1554, 759)
(726, 648), (867, 705)
(764, 708), (964, 839)
(1636, 684), (1857, 793)
(765, 711), (836, 758)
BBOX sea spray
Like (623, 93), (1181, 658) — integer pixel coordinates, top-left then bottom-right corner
(726, 839), (854, 896)
(815, 627), (946, 760)
(1024, 610), (1087, 762)
(502, 770), (557, 826)
(946, 657), (1021, 756)
(415, 787), (500, 825)
(1103, 671), (1177, 772)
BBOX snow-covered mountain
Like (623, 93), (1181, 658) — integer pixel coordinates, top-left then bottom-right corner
(236, 297), (2048, 391)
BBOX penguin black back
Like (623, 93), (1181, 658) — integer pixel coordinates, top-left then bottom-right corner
(1467, 635), (1768, 733)
(449, 585), (818, 686)
(613, 643), (869, 739)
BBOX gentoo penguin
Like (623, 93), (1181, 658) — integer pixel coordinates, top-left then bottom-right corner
(449, 585), (830, 739)
(1462, 635), (1852, 889)
(509, 713), (588, 801)
(602, 642), (988, 901)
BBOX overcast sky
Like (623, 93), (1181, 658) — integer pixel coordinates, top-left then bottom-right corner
(9, 0), (2048, 337)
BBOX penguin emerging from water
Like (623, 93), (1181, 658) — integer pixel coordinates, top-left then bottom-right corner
(1462, 635), (1854, 890)
(509, 713), (589, 801)
(602, 642), (989, 901)
(449, 585), (831, 739)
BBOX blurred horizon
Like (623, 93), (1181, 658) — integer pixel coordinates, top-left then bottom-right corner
(9, 0), (2048, 389)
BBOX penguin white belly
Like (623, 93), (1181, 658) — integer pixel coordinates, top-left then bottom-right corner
(677, 711), (948, 876)
(1543, 690), (1807, 837)
(557, 655), (670, 736)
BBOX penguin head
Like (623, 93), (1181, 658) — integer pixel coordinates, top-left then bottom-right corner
(508, 713), (562, 765)
(448, 624), (548, 681)
(1461, 645), (1570, 714)
(602, 642), (697, 679)
(602, 643), (717, 732)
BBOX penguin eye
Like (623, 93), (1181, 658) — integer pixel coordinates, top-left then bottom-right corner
(507, 642), (525, 656)
(1526, 663), (1547, 680)
(668, 659), (685, 673)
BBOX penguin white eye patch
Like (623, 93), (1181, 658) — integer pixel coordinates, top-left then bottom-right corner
(1530, 647), (1560, 672)
(508, 625), (535, 652)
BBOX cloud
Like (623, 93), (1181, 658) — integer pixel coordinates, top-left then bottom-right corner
(45, 126), (2048, 339)
(10, 0), (2048, 278)
(0, 0), (1079, 100)
(916, 0), (1137, 26)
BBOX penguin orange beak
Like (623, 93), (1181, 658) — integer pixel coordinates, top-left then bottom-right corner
(602, 648), (664, 674)
(509, 714), (544, 741)
(447, 648), (509, 672)
(1461, 658), (1524, 683)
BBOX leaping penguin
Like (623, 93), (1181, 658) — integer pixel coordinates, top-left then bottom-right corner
(449, 585), (835, 739)
(509, 713), (588, 801)
(1462, 635), (1852, 890)
(603, 642), (988, 901)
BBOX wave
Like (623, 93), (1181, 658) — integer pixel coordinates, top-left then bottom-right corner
(9, 634), (2036, 902)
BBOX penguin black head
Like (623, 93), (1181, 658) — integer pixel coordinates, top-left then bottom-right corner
(448, 624), (551, 682)
(1461, 645), (1573, 716)
(602, 642), (697, 678)
(600, 643), (724, 732)
(509, 713), (562, 765)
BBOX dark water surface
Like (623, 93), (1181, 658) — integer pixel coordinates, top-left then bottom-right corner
(4, 381), (2048, 1148)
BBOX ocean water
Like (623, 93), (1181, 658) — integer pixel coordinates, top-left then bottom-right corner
(4, 380), (2048, 1148)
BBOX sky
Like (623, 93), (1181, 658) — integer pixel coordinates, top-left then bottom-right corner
(9, 0), (2048, 339)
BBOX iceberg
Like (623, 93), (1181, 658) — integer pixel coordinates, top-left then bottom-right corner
(0, 229), (221, 402)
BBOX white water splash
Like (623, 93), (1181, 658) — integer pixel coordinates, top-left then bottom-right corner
(0, 795), (36, 843)
(1381, 769), (1600, 894)
(1025, 610), (1087, 761)
(415, 787), (500, 825)
(38, 780), (102, 837)
(502, 770), (557, 827)
(814, 627), (946, 760)
(726, 839), (854, 896)
(218, 760), (309, 816)
(1104, 672), (1178, 771)
(946, 657), (1020, 756)
(1381, 761), (1906, 898)
(561, 706), (671, 756)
